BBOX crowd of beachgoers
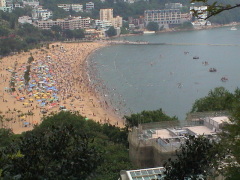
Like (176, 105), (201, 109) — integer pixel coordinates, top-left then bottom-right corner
(0, 42), (125, 134)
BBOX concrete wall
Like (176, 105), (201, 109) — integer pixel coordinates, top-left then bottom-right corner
(129, 143), (154, 168)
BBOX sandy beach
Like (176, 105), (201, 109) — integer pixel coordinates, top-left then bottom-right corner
(0, 42), (124, 134)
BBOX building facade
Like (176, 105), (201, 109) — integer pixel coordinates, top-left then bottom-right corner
(144, 9), (181, 29)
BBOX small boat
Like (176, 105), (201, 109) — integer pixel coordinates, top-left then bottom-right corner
(193, 56), (199, 59)
(184, 51), (189, 55)
(202, 61), (208, 66)
(221, 77), (228, 82)
(209, 68), (217, 72)
(230, 27), (237, 31)
(143, 31), (155, 34)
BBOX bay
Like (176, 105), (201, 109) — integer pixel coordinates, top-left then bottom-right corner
(88, 26), (240, 120)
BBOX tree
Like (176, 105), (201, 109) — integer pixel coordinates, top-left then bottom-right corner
(191, 0), (240, 19)
(73, 29), (85, 39)
(164, 135), (222, 180)
(191, 87), (234, 113)
(219, 106), (240, 179)
(146, 22), (159, 31)
(106, 26), (117, 37)
(0, 129), (15, 148)
(0, 125), (102, 179)
(124, 109), (178, 128)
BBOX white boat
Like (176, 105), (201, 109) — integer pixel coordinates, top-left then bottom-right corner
(143, 31), (155, 34)
(230, 27), (237, 31)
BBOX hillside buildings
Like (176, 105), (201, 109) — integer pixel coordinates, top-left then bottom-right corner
(129, 115), (229, 168)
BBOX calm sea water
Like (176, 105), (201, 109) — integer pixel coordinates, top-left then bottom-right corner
(88, 26), (240, 120)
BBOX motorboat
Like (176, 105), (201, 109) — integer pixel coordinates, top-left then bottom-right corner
(230, 27), (237, 31)
(193, 56), (199, 59)
(221, 77), (228, 82)
(209, 68), (217, 72)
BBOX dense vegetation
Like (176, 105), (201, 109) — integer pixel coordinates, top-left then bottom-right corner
(164, 135), (223, 179)
(191, 87), (240, 113)
(124, 108), (178, 128)
(187, 86), (240, 179)
(0, 111), (133, 179)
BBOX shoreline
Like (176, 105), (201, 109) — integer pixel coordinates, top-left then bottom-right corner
(118, 22), (240, 38)
(0, 42), (124, 134)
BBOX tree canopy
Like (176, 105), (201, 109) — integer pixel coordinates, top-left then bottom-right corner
(124, 108), (178, 128)
(164, 135), (223, 180)
(106, 26), (117, 37)
(0, 111), (133, 179)
(146, 22), (159, 31)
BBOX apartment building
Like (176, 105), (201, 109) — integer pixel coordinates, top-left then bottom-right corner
(35, 17), (90, 30)
(144, 9), (181, 29)
(100, 8), (113, 22)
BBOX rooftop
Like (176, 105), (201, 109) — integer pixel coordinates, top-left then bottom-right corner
(186, 125), (215, 135)
(120, 167), (165, 180)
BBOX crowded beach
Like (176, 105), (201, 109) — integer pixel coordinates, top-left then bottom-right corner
(0, 42), (124, 134)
